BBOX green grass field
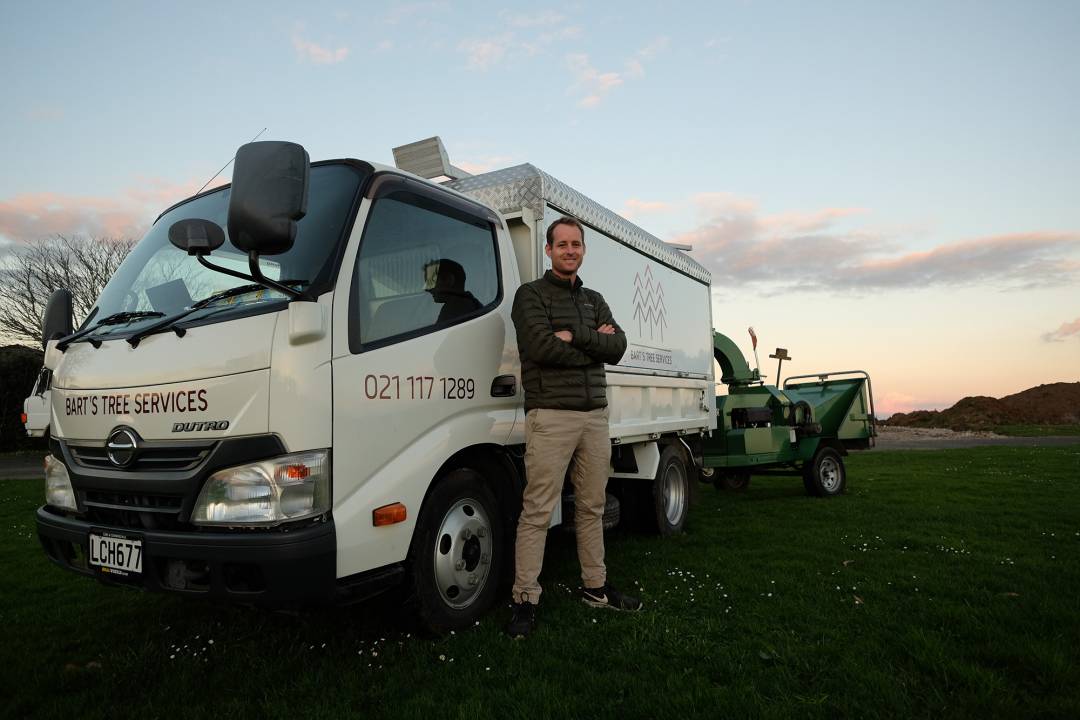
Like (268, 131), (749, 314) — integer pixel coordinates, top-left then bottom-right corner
(2, 447), (1078, 720)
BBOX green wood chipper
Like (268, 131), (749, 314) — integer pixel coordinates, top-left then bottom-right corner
(699, 331), (877, 496)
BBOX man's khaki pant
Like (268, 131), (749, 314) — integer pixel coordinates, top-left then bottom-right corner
(512, 407), (610, 604)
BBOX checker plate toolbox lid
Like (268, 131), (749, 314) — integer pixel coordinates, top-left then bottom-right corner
(446, 164), (711, 285)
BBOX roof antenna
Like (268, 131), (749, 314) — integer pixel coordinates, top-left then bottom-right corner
(195, 127), (268, 196)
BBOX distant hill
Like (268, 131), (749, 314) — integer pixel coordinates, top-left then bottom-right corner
(886, 382), (1080, 431)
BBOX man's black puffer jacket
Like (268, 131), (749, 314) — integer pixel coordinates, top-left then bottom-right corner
(511, 270), (627, 412)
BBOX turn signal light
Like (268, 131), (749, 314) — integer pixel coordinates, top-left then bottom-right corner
(284, 464), (310, 480)
(373, 502), (407, 527)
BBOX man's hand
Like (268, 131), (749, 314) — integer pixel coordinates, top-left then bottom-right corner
(597, 323), (615, 335)
(554, 330), (573, 342)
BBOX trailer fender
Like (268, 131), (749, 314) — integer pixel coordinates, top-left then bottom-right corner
(817, 438), (849, 457)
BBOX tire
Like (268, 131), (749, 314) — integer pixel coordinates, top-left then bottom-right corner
(651, 445), (691, 536)
(408, 469), (503, 633)
(560, 492), (621, 532)
(803, 447), (846, 497)
(715, 471), (751, 492)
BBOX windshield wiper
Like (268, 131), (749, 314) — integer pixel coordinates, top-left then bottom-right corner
(56, 311), (165, 351)
(126, 281), (307, 348)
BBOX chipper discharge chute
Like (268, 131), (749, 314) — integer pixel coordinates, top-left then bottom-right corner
(700, 331), (876, 496)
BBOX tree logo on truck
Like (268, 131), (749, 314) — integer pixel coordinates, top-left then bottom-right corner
(632, 266), (667, 341)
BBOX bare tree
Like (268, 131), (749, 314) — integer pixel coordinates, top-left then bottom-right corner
(0, 235), (134, 346)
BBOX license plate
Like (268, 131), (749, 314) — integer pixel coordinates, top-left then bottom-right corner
(89, 532), (142, 576)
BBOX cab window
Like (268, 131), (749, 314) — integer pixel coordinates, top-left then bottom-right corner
(350, 185), (500, 351)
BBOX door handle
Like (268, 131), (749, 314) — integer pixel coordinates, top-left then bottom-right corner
(490, 375), (517, 397)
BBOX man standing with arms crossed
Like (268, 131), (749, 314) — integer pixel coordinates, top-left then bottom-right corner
(506, 216), (642, 639)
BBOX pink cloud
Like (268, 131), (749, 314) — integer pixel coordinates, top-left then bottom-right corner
(761, 207), (869, 235)
(382, 2), (448, 25)
(567, 53), (625, 107)
(455, 156), (515, 175)
(501, 10), (566, 27)
(876, 390), (951, 417)
(637, 36), (670, 60)
(622, 198), (672, 218)
(293, 36), (349, 64)
(1042, 316), (1080, 343)
(847, 232), (1080, 288)
(520, 24), (582, 55)
(672, 193), (1080, 292)
(459, 36), (511, 70)
(0, 177), (214, 244)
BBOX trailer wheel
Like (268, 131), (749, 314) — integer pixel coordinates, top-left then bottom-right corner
(409, 469), (503, 633)
(652, 445), (690, 536)
(715, 471), (750, 492)
(803, 447), (846, 497)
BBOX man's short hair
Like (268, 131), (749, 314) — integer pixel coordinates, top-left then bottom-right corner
(546, 216), (585, 246)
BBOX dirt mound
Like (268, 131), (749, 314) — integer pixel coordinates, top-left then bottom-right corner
(887, 382), (1080, 431)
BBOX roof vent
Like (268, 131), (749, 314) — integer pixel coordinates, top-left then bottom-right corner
(392, 136), (472, 181)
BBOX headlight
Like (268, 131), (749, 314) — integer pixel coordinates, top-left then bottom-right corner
(191, 450), (330, 527)
(45, 454), (77, 511)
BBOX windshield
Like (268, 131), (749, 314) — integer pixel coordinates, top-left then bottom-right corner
(88, 162), (366, 337)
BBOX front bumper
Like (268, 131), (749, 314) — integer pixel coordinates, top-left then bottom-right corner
(37, 506), (337, 609)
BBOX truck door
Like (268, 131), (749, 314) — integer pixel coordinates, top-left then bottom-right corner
(330, 175), (519, 578)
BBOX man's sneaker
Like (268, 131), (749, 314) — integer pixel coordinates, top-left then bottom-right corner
(580, 583), (643, 611)
(505, 600), (536, 638)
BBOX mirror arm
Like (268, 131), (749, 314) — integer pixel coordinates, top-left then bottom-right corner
(196, 254), (259, 284)
(193, 252), (309, 301)
(247, 252), (305, 300)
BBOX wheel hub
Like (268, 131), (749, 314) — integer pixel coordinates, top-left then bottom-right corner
(663, 463), (687, 525)
(820, 457), (840, 492)
(432, 498), (493, 609)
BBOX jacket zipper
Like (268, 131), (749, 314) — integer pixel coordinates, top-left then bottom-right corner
(571, 286), (592, 408)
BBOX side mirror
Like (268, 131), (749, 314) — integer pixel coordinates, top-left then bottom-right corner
(41, 288), (73, 349)
(227, 141), (309, 256)
(168, 218), (226, 256)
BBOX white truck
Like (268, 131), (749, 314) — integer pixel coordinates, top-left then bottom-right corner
(22, 367), (51, 438)
(35, 137), (716, 630)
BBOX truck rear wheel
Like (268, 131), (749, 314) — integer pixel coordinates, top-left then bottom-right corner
(409, 469), (503, 633)
(803, 447), (846, 497)
(651, 445), (690, 536)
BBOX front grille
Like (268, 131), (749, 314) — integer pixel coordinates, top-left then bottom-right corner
(84, 490), (184, 513)
(82, 490), (186, 530)
(69, 440), (215, 472)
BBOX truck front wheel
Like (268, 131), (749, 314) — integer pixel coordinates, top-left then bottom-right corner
(803, 447), (846, 497)
(409, 469), (503, 633)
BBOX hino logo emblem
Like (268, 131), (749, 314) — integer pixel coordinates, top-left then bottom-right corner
(106, 428), (139, 468)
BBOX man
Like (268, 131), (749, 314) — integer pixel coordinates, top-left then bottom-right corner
(506, 215), (642, 639)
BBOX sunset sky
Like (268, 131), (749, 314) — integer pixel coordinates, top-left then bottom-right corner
(2, 1), (1077, 415)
